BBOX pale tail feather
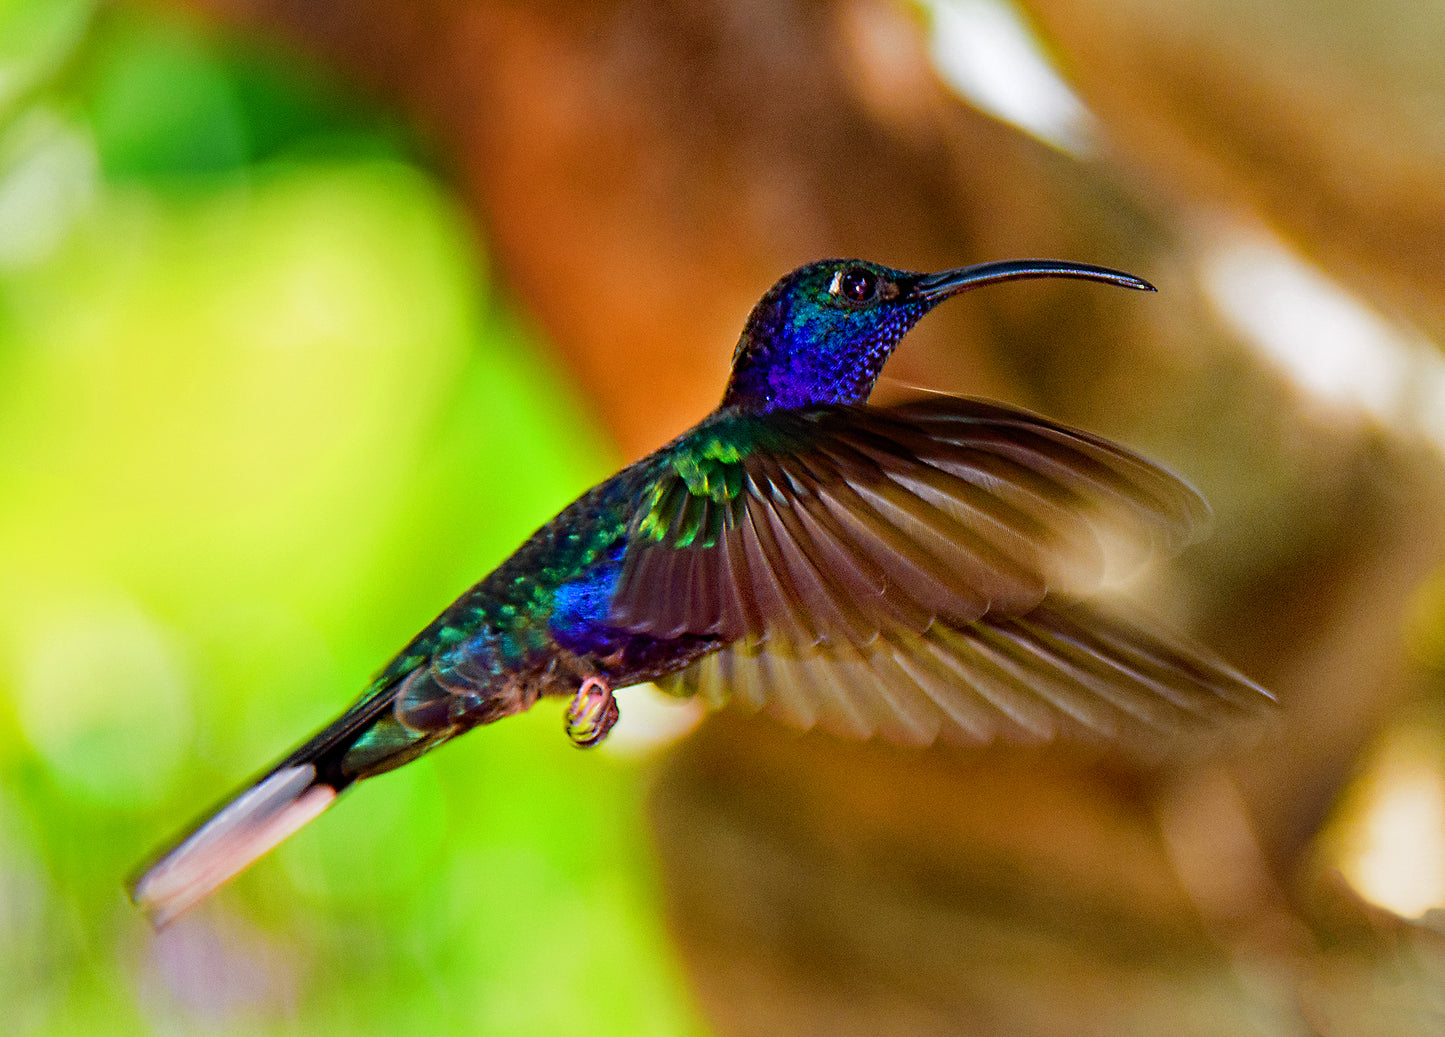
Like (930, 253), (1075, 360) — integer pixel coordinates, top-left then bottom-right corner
(128, 673), (437, 929)
(129, 766), (338, 929)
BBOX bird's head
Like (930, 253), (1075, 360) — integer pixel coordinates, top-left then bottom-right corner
(719, 257), (1154, 412)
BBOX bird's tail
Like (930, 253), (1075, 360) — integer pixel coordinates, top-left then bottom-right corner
(128, 671), (441, 929)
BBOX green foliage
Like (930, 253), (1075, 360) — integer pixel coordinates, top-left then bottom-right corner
(0, 5), (705, 1034)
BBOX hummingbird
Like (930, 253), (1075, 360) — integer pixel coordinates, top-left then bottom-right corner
(129, 257), (1269, 927)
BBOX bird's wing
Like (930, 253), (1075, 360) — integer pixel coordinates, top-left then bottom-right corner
(654, 600), (1271, 747)
(608, 395), (1210, 644)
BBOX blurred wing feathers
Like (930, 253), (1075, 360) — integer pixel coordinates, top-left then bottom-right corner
(655, 602), (1271, 749)
(611, 396), (1209, 643)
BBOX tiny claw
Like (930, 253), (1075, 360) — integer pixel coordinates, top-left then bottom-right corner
(565, 677), (619, 748)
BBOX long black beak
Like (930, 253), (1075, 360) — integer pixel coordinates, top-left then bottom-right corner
(912, 260), (1155, 302)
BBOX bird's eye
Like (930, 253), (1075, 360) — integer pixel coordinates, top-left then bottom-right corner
(832, 267), (879, 304)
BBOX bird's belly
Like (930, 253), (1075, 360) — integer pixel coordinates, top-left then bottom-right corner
(548, 558), (725, 687)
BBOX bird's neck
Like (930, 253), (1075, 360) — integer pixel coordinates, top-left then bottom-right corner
(719, 296), (922, 412)
(719, 340), (881, 412)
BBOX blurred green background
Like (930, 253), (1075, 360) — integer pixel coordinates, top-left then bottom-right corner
(0, 3), (702, 1033)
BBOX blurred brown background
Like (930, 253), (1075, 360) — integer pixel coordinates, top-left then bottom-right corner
(141, 0), (1445, 1031)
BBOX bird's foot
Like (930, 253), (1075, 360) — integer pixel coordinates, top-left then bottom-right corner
(565, 676), (619, 748)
